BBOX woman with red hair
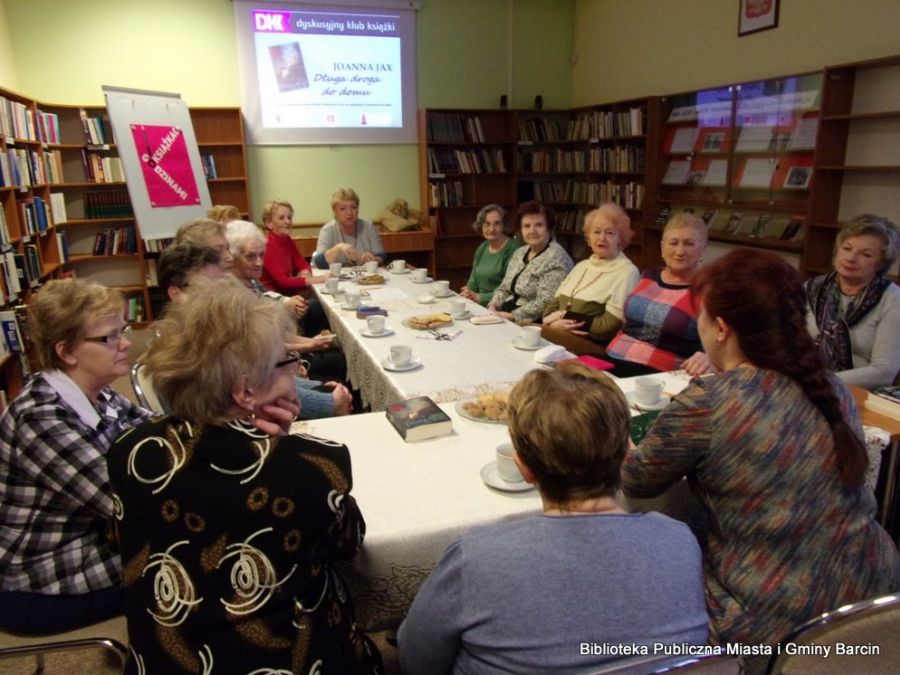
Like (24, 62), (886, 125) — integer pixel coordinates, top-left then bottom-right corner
(622, 249), (899, 660)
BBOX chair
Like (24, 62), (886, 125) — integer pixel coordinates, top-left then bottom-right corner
(767, 593), (900, 674)
(0, 615), (128, 674)
(592, 652), (742, 674)
(130, 360), (165, 413)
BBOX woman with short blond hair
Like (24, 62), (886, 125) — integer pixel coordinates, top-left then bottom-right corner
(542, 203), (640, 342)
(314, 187), (386, 268)
(259, 199), (326, 294)
(108, 282), (381, 673)
(0, 278), (151, 634)
(399, 363), (707, 673)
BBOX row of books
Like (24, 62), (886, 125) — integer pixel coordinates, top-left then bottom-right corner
(2, 147), (45, 188)
(143, 237), (174, 253)
(0, 96), (39, 142)
(667, 118), (818, 155)
(569, 107), (645, 140)
(518, 117), (566, 143)
(519, 148), (587, 173)
(92, 226), (138, 256)
(0, 245), (41, 303)
(18, 196), (52, 236)
(426, 112), (487, 144)
(589, 146), (646, 173)
(82, 151), (124, 183)
(428, 181), (465, 208)
(660, 206), (806, 242)
(0, 307), (31, 385)
(125, 295), (145, 323)
(427, 147), (508, 176)
(80, 110), (113, 146)
(84, 189), (134, 219)
(200, 154), (218, 179)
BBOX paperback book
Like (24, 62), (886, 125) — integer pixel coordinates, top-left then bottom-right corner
(866, 386), (900, 421)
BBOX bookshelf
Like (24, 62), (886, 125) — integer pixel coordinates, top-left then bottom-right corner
(0, 86), (250, 404)
(420, 109), (517, 289)
(420, 101), (657, 287)
(648, 72), (822, 268)
(804, 55), (900, 281)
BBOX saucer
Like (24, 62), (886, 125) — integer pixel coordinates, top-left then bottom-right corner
(360, 327), (394, 338)
(480, 462), (534, 493)
(381, 357), (423, 372)
(340, 303), (362, 311)
(626, 390), (672, 411)
(389, 268), (411, 275)
(321, 287), (343, 295)
(434, 291), (454, 298)
(417, 295), (436, 304)
(410, 276), (433, 284)
(511, 337), (547, 351)
(449, 310), (472, 320)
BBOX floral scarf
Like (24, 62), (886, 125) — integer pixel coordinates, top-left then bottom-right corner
(805, 271), (892, 371)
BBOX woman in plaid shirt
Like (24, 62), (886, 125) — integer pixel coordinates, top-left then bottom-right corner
(0, 279), (151, 634)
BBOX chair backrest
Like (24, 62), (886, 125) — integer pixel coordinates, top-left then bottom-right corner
(130, 360), (165, 414)
(592, 652), (742, 674)
(768, 593), (900, 674)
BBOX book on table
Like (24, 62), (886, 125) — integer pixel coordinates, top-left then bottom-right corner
(867, 386), (900, 422)
(386, 396), (453, 442)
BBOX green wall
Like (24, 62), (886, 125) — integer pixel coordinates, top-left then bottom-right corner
(572, 0), (900, 105)
(1, 0), (574, 222)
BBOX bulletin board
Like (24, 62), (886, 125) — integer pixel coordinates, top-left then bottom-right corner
(103, 86), (211, 240)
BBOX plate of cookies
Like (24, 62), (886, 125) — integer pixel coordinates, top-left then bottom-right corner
(403, 313), (453, 330)
(455, 392), (510, 425)
(357, 273), (386, 286)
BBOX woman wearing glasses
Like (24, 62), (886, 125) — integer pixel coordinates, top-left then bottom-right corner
(0, 279), (152, 634)
(107, 282), (382, 674)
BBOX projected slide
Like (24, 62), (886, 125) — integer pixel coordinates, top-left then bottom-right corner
(251, 9), (403, 130)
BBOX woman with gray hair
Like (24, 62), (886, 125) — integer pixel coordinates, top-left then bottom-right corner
(459, 203), (521, 305)
(107, 282), (382, 674)
(0, 279), (151, 634)
(805, 214), (900, 389)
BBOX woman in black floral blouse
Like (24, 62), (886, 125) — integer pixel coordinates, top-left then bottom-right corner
(107, 279), (381, 674)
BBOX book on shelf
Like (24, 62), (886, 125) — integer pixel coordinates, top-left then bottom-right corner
(0, 308), (25, 355)
(738, 158), (776, 189)
(723, 211), (746, 235)
(201, 154), (218, 179)
(866, 386), (900, 421)
(670, 127), (699, 154)
(385, 395), (453, 442)
(783, 166), (812, 190)
(0, 207), (9, 246)
(787, 117), (819, 151)
(700, 130), (726, 153)
(2, 250), (20, 297)
(703, 159), (728, 187)
(708, 210), (732, 232)
(781, 217), (805, 242)
(734, 125), (774, 153)
(56, 230), (70, 263)
(662, 160), (691, 185)
(49, 193), (68, 224)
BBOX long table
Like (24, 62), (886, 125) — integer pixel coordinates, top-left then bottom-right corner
(313, 269), (548, 411)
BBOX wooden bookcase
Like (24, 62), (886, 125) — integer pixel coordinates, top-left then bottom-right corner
(420, 101), (658, 288)
(804, 55), (900, 281)
(0, 85), (249, 403)
(647, 72), (822, 268)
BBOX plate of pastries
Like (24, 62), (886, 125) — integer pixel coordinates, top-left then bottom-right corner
(455, 392), (510, 424)
(357, 273), (386, 285)
(403, 313), (453, 330)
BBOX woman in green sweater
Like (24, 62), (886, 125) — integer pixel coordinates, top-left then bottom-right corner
(459, 204), (521, 305)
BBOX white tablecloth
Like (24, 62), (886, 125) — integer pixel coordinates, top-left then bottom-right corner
(292, 401), (542, 631)
(314, 269), (546, 411)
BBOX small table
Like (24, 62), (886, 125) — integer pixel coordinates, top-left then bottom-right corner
(852, 385), (900, 537)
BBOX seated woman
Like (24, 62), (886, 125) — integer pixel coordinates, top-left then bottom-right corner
(543, 203), (639, 343)
(314, 188), (386, 268)
(174, 217), (234, 271)
(259, 199), (327, 295)
(225, 221), (352, 417)
(398, 362), (708, 673)
(488, 200), (573, 323)
(805, 214), (900, 390)
(459, 204), (521, 305)
(622, 249), (900, 657)
(107, 282), (381, 673)
(207, 203), (240, 224)
(605, 212), (711, 376)
(0, 279), (151, 634)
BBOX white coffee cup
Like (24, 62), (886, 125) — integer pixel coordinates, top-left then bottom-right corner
(390, 259), (407, 272)
(325, 278), (340, 293)
(435, 280), (450, 296)
(519, 325), (541, 347)
(496, 443), (524, 483)
(329, 262), (342, 277)
(367, 315), (386, 333)
(364, 261), (378, 274)
(390, 344), (412, 367)
(634, 376), (665, 406)
(449, 299), (466, 318)
(412, 267), (427, 282)
(345, 292), (361, 309)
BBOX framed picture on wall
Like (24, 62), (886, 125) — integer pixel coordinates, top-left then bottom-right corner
(738, 0), (779, 37)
